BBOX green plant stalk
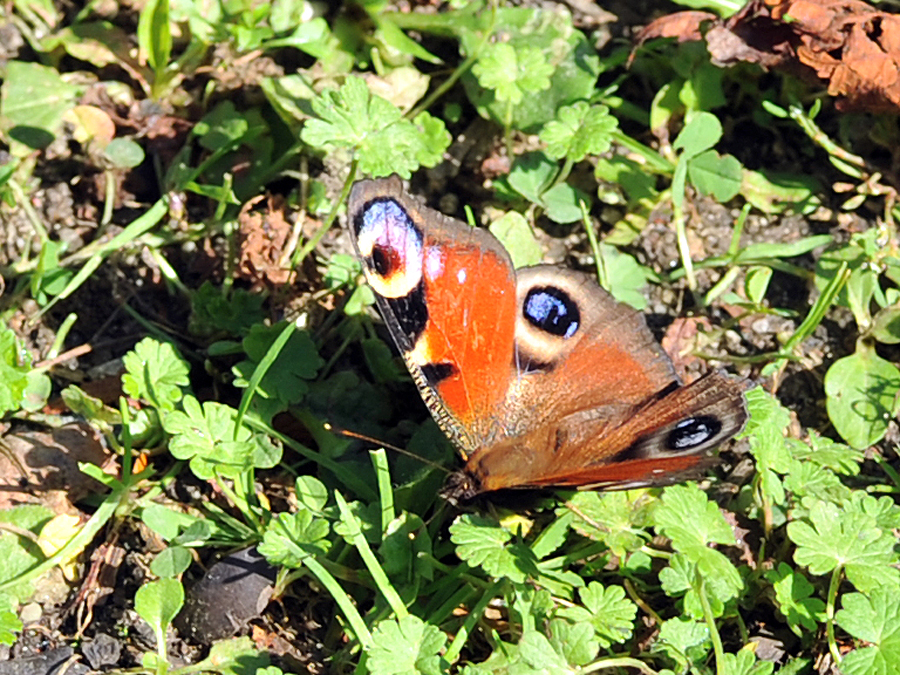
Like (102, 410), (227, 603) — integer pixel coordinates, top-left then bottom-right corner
(669, 256), (811, 283)
(405, 0), (498, 119)
(153, 620), (170, 675)
(233, 317), (297, 437)
(119, 397), (134, 479)
(704, 204), (751, 304)
(335, 491), (408, 619)
(825, 565), (843, 667)
(369, 449), (395, 534)
(215, 468), (263, 535)
(728, 203), (750, 255)
(783, 260), (850, 354)
(250, 141), (304, 193)
(303, 554), (373, 648)
(212, 172), (234, 223)
(704, 266), (741, 305)
(101, 170), (116, 226)
(624, 578), (663, 626)
(872, 453), (900, 490)
(147, 248), (189, 296)
(408, 47), (480, 120)
(292, 160), (358, 267)
(417, 553), (494, 588)
(8, 178), (49, 254)
(319, 322), (360, 381)
(503, 99), (514, 160)
(611, 130), (675, 174)
(257, 412), (377, 501)
(671, 158), (698, 293)
(541, 541), (610, 571)
(695, 570), (725, 675)
(762, 260), (849, 380)
(443, 580), (502, 664)
(581, 656), (659, 675)
(0, 402), (144, 593)
(281, 554), (372, 588)
(425, 584), (479, 629)
(788, 104), (867, 179)
(41, 197), (169, 315)
(43, 312), (78, 361)
(581, 201), (607, 289)
(550, 156), (576, 192)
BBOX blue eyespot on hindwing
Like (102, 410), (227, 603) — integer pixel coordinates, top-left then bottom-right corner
(523, 287), (580, 339)
(665, 416), (722, 451)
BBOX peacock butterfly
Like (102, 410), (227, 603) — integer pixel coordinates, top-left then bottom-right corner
(346, 176), (748, 501)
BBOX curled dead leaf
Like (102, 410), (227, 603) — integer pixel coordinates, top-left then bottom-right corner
(635, 0), (900, 112)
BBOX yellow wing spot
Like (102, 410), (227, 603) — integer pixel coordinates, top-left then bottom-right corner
(406, 333), (435, 366)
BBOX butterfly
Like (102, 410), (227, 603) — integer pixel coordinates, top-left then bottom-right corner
(346, 176), (748, 501)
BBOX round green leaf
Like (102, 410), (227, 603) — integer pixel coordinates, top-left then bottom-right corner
(825, 344), (900, 449)
(134, 578), (184, 635)
(489, 212), (542, 268)
(104, 137), (145, 168)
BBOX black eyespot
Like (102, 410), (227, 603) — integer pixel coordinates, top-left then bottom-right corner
(666, 416), (722, 451)
(370, 245), (400, 277)
(523, 287), (580, 338)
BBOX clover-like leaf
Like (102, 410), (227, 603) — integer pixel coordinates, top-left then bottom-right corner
(0, 594), (21, 645)
(687, 149), (742, 202)
(556, 582), (636, 648)
(673, 112), (722, 159)
(472, 43), (553, 104)
(449, 514), (538, 583)
(189, 281), (266, 337)
(564, 491), (653, 558)
(788, 499), (900, 592)
(824, 343), (900, 450)
(0, 325), (33, 418)
(653, 617), (711, 671)
(720, 647), (776, 675)
(300, 76), (449, 178)
(788, 431), (862, 476)
(655, 484), (736, 549)
(836, 588), (900, 675)
(258, 509), (331, 568)
(233, 324), (324, 406)
(548, 619), (599, 667)
(656, 486), (742, 604)
(122, 337), (190, 412)
(489, 211), (543, 268)
(659, 553), (728, 619)
(367, 616), (447, 675)
(163, 396), (281, 479)
(540, 102), (618, 162)
(134, 578), (184, 649)
(765, 562), (826, 635)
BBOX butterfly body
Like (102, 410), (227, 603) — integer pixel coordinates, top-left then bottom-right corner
(347, 176), (747, 501)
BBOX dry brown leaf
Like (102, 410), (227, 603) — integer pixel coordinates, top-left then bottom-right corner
(634, 11), (717, 52)
(661, 316), (715, 378)
(635, 0), (900, 112)
(236, 194), (297, 290)
(0, 423), (114, 511)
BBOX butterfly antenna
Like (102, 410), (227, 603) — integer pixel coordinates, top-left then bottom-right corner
(324, 423), (451, 474)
